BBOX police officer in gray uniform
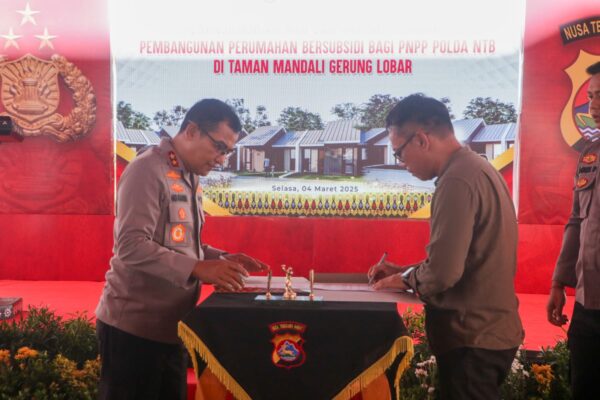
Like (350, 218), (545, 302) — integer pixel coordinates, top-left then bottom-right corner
(548, 61), (600, 400)
(96, 99), (268, 400)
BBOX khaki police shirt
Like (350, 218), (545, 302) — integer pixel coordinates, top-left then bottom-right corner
(404, 147), (524, 355)
(96, 138), (225, 344)
(554, 140), (600, 309)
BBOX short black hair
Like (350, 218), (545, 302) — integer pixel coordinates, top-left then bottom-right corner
(385, 94), (453, 136)
(586, 61), (600, 76)
(180, 99), (241, 134)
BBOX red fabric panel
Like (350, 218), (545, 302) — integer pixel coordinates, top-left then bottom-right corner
(515, 223), (576, 295)
(500, 164), (513, 197)
(518, 0), (600, 224)
(0, 214), (113, 281)
(202, 216), (430, 278)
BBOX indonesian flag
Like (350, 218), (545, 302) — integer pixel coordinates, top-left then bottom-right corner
(0, 0), (112, 214)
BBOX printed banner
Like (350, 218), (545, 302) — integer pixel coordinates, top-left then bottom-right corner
(0, 0), (112, 214)
(114, 0), (523, 219)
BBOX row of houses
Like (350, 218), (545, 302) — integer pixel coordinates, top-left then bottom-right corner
(116, 118), (516, 176)
(234, 118), (516, 175)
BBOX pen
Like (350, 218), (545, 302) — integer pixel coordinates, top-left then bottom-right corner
(369, 252), (388, 284)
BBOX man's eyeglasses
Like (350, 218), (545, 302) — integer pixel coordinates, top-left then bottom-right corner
(202, 129), (235, 157)
(393, 132), (417, 163)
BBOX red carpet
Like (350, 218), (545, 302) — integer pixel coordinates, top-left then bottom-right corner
(0, 280), (575, 399)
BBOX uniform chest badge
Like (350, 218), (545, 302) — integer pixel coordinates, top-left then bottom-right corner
(168, 151), (179, 167)
(171, 183), (185, 193)
(269, 321), (306, 370)
(166, 170), (180, 180)
(576, 177), (589, 188)
(171, 224), (186, 243)
(178, 208), (186, 220)
(582, 154), (598, 164)
(196, 185), (203, 195)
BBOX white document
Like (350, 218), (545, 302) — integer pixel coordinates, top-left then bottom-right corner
(244, 276), (310, 292)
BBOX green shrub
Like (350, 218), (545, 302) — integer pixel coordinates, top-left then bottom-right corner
(0, 306), (99, 400)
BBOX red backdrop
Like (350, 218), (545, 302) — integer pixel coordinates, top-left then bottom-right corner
(1, 1), (599, 297)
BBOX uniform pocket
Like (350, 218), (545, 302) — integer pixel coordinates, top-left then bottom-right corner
(575, 173), (595, 218)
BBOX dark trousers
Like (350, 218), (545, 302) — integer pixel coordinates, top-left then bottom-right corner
(568, 302), (600, 400)
(436, 346), (517, 400)
(96, 319), (187, 400)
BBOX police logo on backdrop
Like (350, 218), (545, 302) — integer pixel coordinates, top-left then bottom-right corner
(269, 321), (306, 370)
(560, 50), (600, 149)
(0, 54), (96, 142)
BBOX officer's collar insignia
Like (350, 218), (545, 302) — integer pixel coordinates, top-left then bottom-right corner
(166, 170), (180, 180)
(168, 151), (180, 167)
(171, 183), (185, 193)
(582, 153), (597, 164)
(269, 321), (306, 370)
(576, 177), (589, 188)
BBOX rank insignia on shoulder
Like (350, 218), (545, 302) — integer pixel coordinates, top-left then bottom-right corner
(269, 321), (306, 370)
(178, 208), (186, 220)
(171, 183), (185, 193)
(171, 224), (186, 243)
(582, 154), (598, 164)
(168, 151), (180, 167)
(166, 170), (180, 180)
(576, 177), (589, 188)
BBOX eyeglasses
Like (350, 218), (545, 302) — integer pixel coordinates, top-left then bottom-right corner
(199, 128), (235, 157)
(393, 132), (417, 163)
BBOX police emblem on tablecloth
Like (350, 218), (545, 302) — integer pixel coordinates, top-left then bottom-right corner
(0, 54), (96, 142)
(269, 321), (306, 370)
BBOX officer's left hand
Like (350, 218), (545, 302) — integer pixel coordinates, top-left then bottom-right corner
(372, 273), (410, 291)
(223, 253), (270, 273)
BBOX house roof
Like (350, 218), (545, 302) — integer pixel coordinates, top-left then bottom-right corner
(237, 126), (284, 147)
(452, 118), (485, 143)
(116, 121), (130, 142)
(159, 126), (180, 139)
(470, 123), (516, 143)
(272, 131), (307, 147)
(299, 130), (325, 147)
(116, 121), (161, 146)
(361, 128), (387, 144)
(321, 119), (361, 144)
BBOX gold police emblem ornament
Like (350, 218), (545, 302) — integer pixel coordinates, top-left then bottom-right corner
(0, 54), (96, 142)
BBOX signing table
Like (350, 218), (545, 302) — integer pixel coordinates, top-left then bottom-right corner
(178, 291), (414, 400)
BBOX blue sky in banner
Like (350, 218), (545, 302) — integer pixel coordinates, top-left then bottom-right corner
(109, 0), (525, 123)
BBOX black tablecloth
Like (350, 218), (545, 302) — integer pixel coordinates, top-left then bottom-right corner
(179, 293), (413, 400)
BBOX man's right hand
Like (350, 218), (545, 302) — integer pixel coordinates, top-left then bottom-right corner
(368, 261), (407, 284)
(546, 285), (568, 326)
(191, 259), (249, 292)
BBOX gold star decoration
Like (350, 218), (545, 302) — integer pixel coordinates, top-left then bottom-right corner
(2, 28), (22, 49)
(17, 2), (40, 26)
(35, 27), (58, 50)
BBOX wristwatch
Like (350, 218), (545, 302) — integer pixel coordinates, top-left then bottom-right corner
(401, 266), (415, 286)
